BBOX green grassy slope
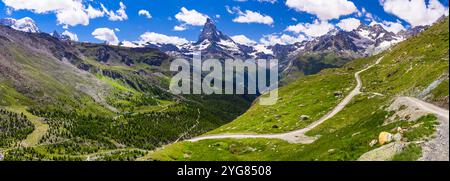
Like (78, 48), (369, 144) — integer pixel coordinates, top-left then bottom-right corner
(149, 18), (449, 161)
(282, 52), (353, 83)
(0, 26), (251, 160)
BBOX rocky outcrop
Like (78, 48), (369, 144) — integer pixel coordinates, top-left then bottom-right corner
(52, 30), (71, 41)
(96, 47), (111, 62)
(358, 142), (408, 161)
(102, 70), (123, 79)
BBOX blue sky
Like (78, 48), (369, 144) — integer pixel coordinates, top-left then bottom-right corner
(1, 0), (448, 45)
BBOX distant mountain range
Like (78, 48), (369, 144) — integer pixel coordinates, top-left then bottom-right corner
(0, 16), (433, 75)
(117, 18), (429, 73)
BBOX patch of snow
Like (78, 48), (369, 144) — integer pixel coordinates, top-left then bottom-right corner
(373, 38), (404, 54)
(121, 41), (141, 48)
(197, 39), (211, 50)
(0, 17), (40, 33)
(253, 44), (273, 55)
(357, 29), (372, 40)
(218, 39), (240, 52)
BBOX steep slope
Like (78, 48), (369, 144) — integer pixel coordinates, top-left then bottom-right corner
(0, 25), (251, 160)
(149, 17), (449, 161)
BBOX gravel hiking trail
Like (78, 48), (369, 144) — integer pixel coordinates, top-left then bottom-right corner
(188, 57), (384, 143)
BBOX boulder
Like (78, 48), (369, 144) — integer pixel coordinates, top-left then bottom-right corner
(379, 132), (393, 145)
(358, 142), (408, 161)
(393, 133), (402, 142)
(299, 115), (310, 121)
(334, 91), (343, 98)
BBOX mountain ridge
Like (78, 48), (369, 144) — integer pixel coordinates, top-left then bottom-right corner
(149, 17), (449, 161)
(133, 18), (427, 61)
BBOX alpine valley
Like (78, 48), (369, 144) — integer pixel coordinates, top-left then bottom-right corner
(0, 14), (448, 161)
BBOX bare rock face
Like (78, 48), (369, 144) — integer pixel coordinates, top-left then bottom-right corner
(358, 142), (408, 161)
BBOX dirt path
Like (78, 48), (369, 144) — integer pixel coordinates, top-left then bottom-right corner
(399, 97), (450, 161)
(85, 148), (147, 161)
(188, 57), (384, 143)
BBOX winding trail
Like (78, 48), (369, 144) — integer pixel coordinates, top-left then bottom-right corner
(400, 97), (449, 161)
(188, 57), (384, 143)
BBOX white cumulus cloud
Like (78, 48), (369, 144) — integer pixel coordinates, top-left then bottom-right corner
(138, 10), (152, 19)
(86, 4), (104, 19)
(2, 0), (96, 28)
(231, 35), (258, 46)
(138, 32), (189, 46)
(337, 18), (361, 31)
(175, 7), (209, 26)
(259, 34), (306, 46)
(2, 0), (80, 13)
(1, 0), (122, 28)
(285, 0), (357, 20)
(92, 28), (119, 45)
(381, 0), (448, 27)
(101, 2), (128, 21)
(370, 20), (406, 34)
(173, 25), (187, 31)
(56, 7), (89, 28)
(285, 20), (335, 37)
(232, 9), (274, 25)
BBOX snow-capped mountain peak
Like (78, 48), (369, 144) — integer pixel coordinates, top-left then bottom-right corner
(0, 17), (40, 33)
(52, 31), (71, 41)
(196, 18), (233, 45)
(118, 16), (428, 66)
